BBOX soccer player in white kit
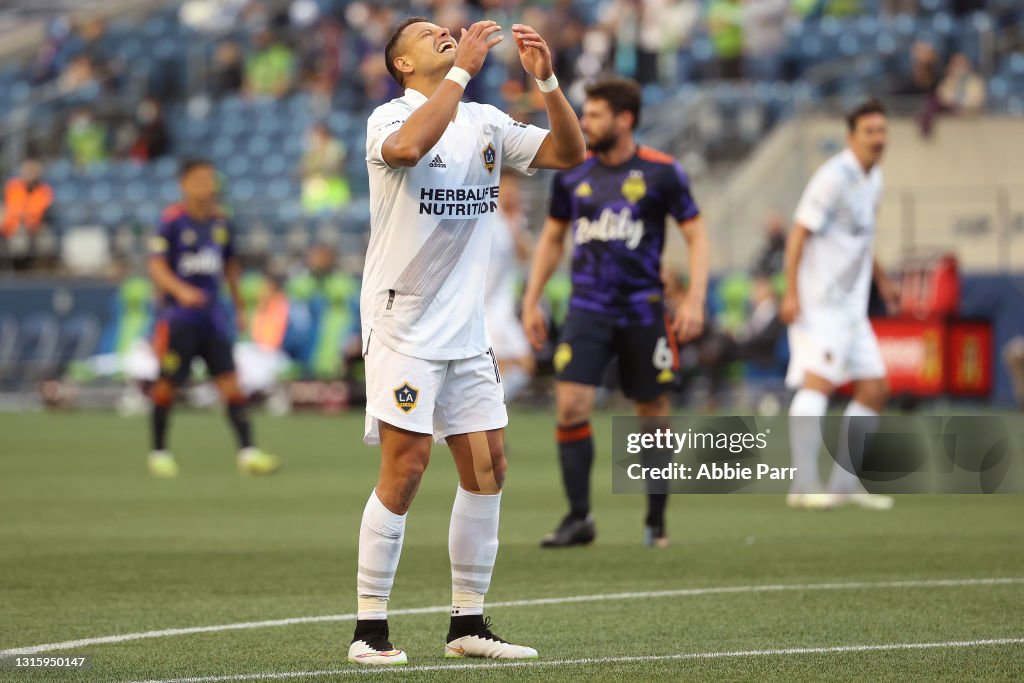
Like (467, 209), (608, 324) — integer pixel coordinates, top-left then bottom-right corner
(348, 17), (585, 665)
(781, 99), (900, 511)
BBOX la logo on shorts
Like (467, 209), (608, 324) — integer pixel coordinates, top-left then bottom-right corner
(393, 382), (419, 413)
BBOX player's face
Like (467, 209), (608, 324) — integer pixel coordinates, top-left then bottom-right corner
(848, 112), (887, 167)
(180, 166), (219, 209)
(581, 99), (623, 153)
(396, 22), (458, 79)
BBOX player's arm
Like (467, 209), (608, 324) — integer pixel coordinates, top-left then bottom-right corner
(510, 24), (585, 170)
(780, 224), (811, 325)
(521, 216), (571, 351)
(148, 255), (206, 308)
(225, 257), (246, 332)
(783, 168), (841, 324)
(381, 21), (503, 168)
(672, 215), (709, 342)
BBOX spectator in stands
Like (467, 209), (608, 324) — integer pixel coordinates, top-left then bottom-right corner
(708, 0), (744, 79)
(211, 41), (244, 97)
(936, 53), (987, 116)
(1004, 337), (1024, 410)
(751, 209), (786, 277)
(76, 17), (115, 83)
(742, 0), (788, 81)
(697, 275), (783, 404)
(896, 41), (943, 137)
(2, 159), (54, 243)
(58, 54), (100, 99)
(129, 98), (171, 161)
(65, 108), (109, 168)
(243, 28), (295, 99)
(300, 123), (351, 217)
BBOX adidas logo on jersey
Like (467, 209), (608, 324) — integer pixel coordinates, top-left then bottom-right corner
(429, 154), (447, 168)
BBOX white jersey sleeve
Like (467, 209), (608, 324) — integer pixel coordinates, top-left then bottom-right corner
(483, 105), (549, 176)
(366, 101), (410, 170)
(794, 163), (842, 233)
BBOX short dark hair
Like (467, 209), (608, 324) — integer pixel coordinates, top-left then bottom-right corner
(178, 157), (214, 179)
(584, 78), (643, 130)
(385, 16), (429, 87)
(846, 98), (887, 133)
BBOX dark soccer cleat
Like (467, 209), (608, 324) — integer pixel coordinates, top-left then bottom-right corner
(540, 514), (596, 548)
(445, 616), (538, 659)
(348, 619), (407, 665)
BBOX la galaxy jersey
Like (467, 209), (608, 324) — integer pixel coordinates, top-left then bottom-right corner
(149, 204), (234, 332)
(549, 146), (700, 324)
(793, 148), (883, 316)
(361, 88), (548, 360)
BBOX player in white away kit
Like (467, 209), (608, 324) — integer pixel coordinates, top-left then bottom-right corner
(781, 99), (900, 511)
(349, 16), (585, 665)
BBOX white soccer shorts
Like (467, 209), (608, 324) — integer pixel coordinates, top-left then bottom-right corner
(363, 332), (508, 445)
(785, 309), (886, 389)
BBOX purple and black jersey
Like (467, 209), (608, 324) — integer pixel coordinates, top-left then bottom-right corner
(549, 146), (699, 325)
(149, 204), (235, 336)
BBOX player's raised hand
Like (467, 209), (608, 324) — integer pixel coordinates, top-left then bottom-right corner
(176, 283), (207, 308)
(780, 290), (800, 325)
(511, 24), (553, 80)
(522, 303), (548, 352)
(672, 295), (705, 343)
(453, 20), (504, 77)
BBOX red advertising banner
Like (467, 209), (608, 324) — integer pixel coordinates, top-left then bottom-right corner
(868, 318), (993, 397)
(946, 322), (993, 396)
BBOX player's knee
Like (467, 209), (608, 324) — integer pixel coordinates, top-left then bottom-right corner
(489, 448), (507, 491)
(151, 380), (176, 407)
(557, 396), (590, 426)
(393, 448), (429, 484)
(635, 395), (669, 418)
(856, 380), (888, 410)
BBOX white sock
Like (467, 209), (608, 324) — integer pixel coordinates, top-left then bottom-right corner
(449, 486), (501, 617)
(827, 401), (879, 495)
(356, 490), (407, 621)
(788, 388), (828, 493)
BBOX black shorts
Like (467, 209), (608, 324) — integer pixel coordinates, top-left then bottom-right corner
(553, 306), (679, 402)
(153, 318), (235, 385)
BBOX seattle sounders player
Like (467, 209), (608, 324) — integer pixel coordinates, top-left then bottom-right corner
(146, 159), (279, 478)
(521, 78), (709, 548)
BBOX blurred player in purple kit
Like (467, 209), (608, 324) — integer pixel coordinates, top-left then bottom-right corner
(522, 78), (709, 548)
(146, 159), (279, 478)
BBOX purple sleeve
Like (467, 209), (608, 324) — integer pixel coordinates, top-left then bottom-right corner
(223, 221), (236, 263)
(666, 162), (700, 223)
(149, 218), (175, 260)
(548, 172), (572, 221)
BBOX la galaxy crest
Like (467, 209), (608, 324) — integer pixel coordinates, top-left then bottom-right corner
(621, 170), (646, 204)
(482, 143), (496, 174)
(393, 382), (419, 413)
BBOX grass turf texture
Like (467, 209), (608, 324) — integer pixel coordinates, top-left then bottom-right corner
(0, 410), (1022, 682)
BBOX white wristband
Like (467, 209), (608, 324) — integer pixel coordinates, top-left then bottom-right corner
(444, 67), (472, 90)
(535, 73), (559, 93)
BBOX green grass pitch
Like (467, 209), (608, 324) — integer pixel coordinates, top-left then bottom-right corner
(1, 410), (1022, 682)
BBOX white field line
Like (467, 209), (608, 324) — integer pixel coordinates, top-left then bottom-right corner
(118, 638), (1024, 683)
(1, 577), (1021, 657)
